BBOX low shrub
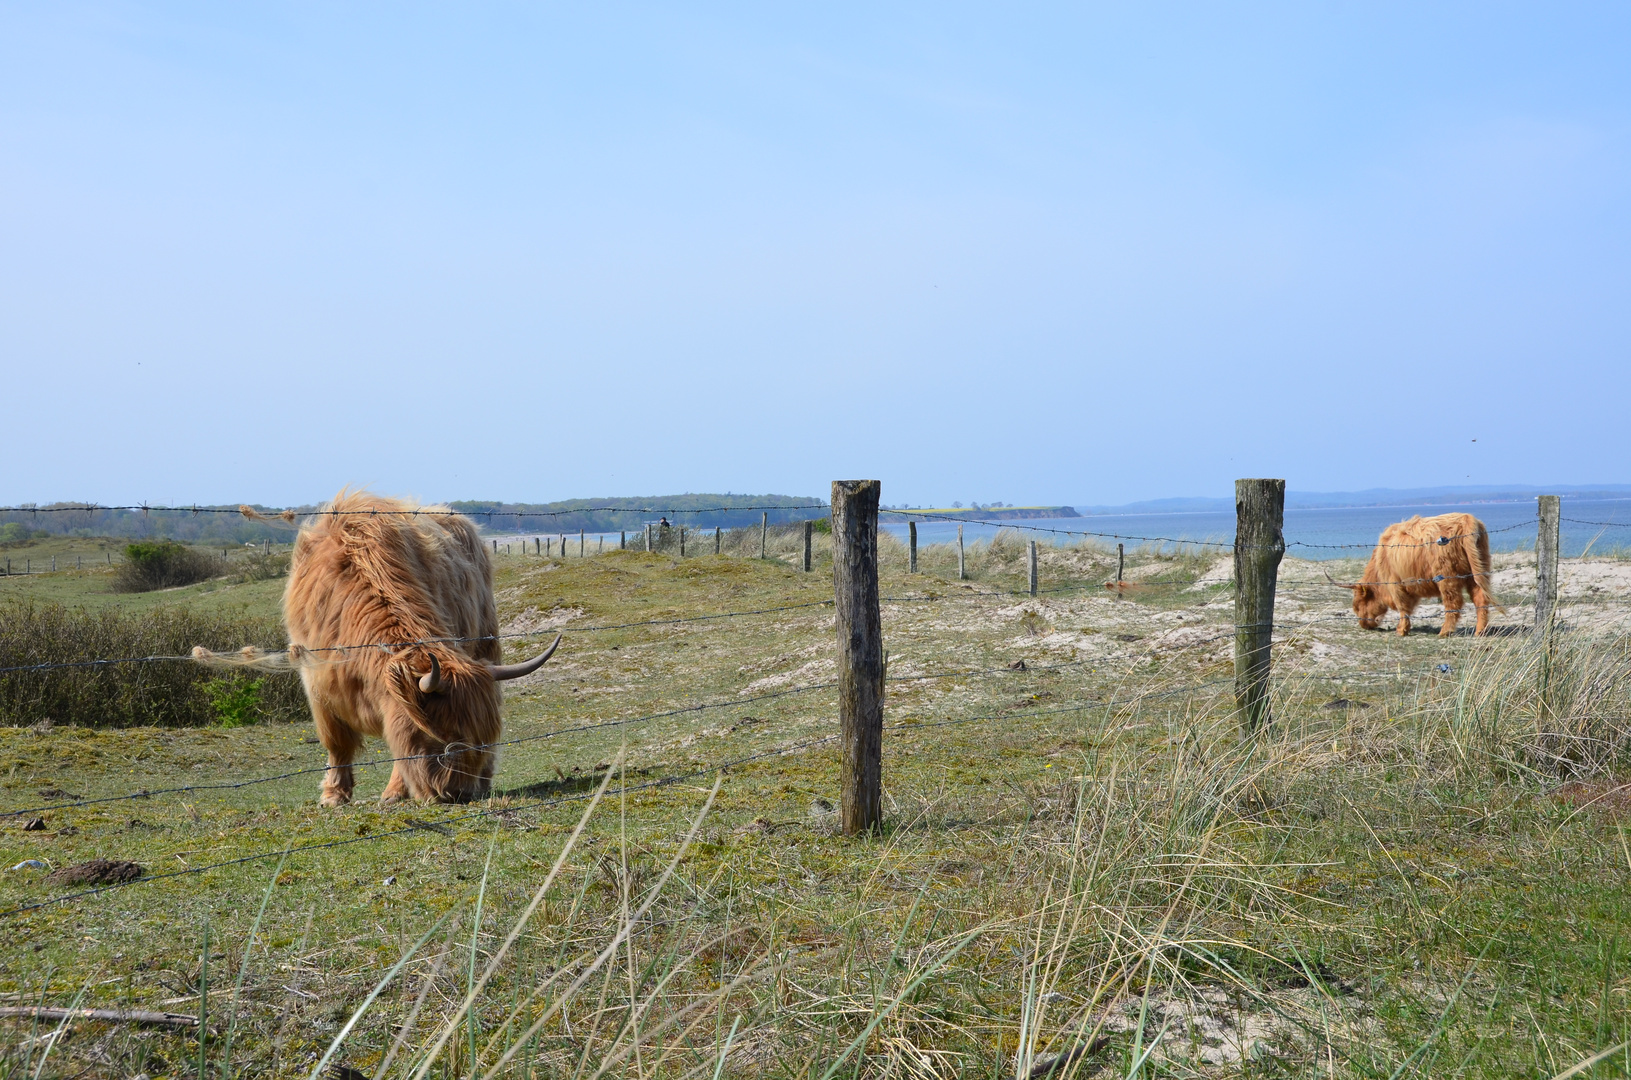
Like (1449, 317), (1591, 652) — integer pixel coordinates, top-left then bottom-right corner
(233, 547), (291, 583)
(112, 540), (226, 592)
(0, 600), (306, 728)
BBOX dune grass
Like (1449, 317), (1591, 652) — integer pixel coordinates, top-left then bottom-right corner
(0, 537), (1628, 1076)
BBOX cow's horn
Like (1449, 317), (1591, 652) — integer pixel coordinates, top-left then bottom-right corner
(419, 653), (444, 694)
(487, 635), (561, 681)
(1323, 569), (1359, 590)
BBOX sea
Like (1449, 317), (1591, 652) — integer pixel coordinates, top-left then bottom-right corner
(878, 499), (1631, 562)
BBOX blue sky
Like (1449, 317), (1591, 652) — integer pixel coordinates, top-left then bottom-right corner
(3, 3), (1628, 509)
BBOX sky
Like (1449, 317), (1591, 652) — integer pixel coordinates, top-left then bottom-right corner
(3, 3), (1629, 510)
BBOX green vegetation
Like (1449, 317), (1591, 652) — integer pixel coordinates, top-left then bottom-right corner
(205, 675), (267, 728)
(0, 533), (1627, 1077)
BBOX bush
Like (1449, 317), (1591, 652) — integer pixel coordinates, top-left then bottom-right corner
(113, 540), (225, 592)
(0, 600), (306, 728)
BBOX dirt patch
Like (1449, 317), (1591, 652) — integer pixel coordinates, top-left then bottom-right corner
(1553, 780), (1631, 817)
(501, 605), (586, 636)
(46, 858), (144, 885)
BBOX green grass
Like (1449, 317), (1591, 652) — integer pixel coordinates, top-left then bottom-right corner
(0, 537), (1627, 1077)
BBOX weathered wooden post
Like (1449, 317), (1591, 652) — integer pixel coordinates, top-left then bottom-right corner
(804, 520), (813, 572)
(1116, 543), (1124, 598)
(680, 527), (686, 557)
(645, 524), (652, 552)
(957, 523), (965, 580)
(908, 521), (917, 573)
(491, 539), (498, 554)
(559, 534), (566, 558)
(1028, 540), (1038, 596)
(760, 513), (768, 560)
(534, 537), (540, 555)
(1536, 495), (1561, 637)
(832, 480), (884, 835)
(598, 535), (604, 554)
(1234, 479), (1285, 734)
(579, 530), (585, 557)
(546, 537), (552, 557)
(715, 526), (721, 555)
(620, 530), (626, 550)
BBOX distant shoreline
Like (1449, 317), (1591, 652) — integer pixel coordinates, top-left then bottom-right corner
(887, 506), (1080, 521)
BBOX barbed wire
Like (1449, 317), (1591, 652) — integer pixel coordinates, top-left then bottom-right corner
(0, 502), (829, 522)
(0, 671), (1311, 916)
(878, 509), (1233, 548)
(0, 731), (847, 918)
(0, 648), (1143, 819)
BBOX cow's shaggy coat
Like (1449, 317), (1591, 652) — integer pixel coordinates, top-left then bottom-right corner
(1347, 512), (1502, 637)
(284, 491), (508, 805)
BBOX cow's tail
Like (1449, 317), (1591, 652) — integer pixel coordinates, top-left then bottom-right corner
(1458, 521), (1505, 614)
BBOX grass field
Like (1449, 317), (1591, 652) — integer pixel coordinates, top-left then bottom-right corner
(2, 527), (1629, 1078)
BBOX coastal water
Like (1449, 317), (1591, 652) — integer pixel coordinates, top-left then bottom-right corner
(878, 499), (1631, 561)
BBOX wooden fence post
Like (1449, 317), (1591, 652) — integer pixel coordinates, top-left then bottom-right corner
(908, 521), (917, 573)
(715, 526), (721, 555)
(804, 520), (813, 572)
(832, 480), (884, 835)
(620, 530), (626, 550)
(680, 527), (686, 557)
(492, 539), (498, 554)
(760, 513), (768, 560)
(598, 535), (604, 554)
(1536, 495), (1561, 637)
(957, 524), (965, 580)
(579, 530), (585, 557)
(1028, 540), (1038, 596)
(645, 524), (652, 552)
(1234, 479), (1285, 734)
(1116, 543), (1124, 599)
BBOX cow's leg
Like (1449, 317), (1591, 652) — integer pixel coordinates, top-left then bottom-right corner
(380, 703), (433, 803)
(1439, 580), (1464, 637)
(311, 702), (363, 807)
(380, 763), (412, 804)
(1471, 579), (1492, 636)
(1395, 596), (1417, 637)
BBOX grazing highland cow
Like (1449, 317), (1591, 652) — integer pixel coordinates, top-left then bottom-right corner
(280, 490), (558, 805)
(1330, 512), (1502, 637)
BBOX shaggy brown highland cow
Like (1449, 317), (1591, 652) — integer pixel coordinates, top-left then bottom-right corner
(1331, 512), (1503, 637)
(281, 490), (558, 805)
